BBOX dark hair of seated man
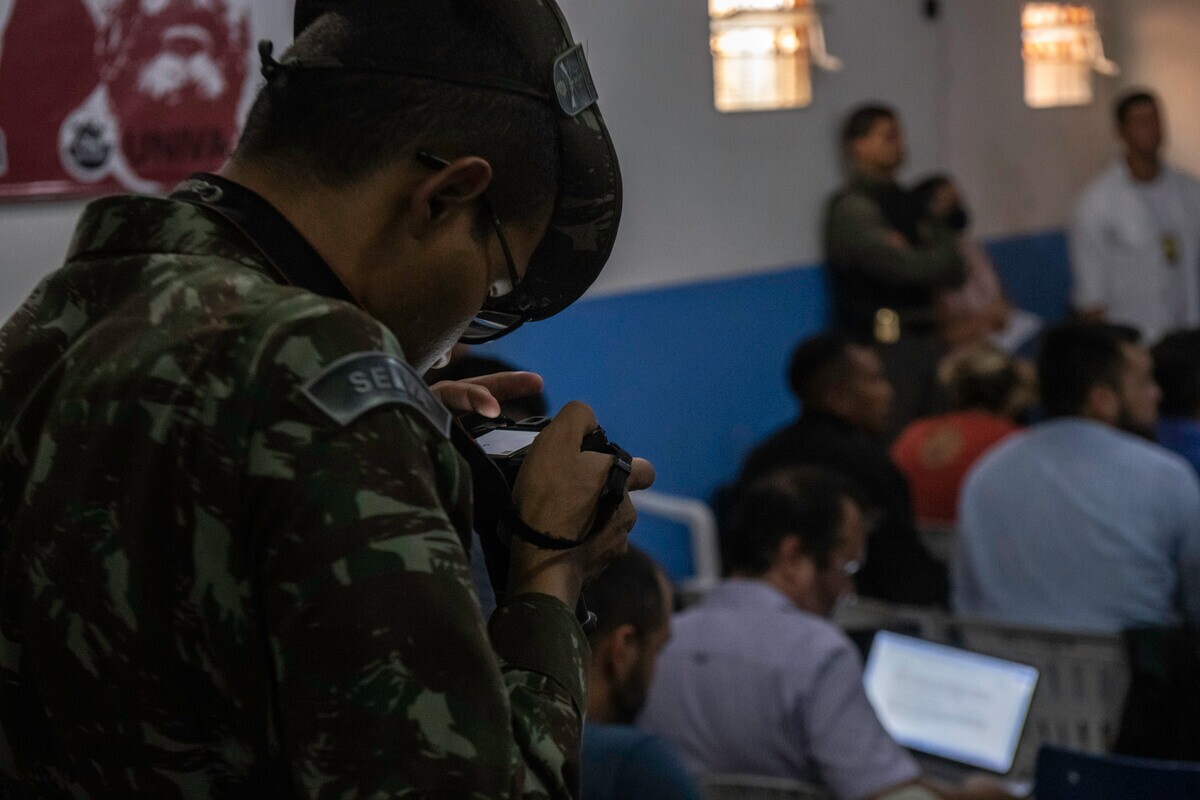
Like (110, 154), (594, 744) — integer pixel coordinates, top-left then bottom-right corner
(1037, 321), (1141, 418)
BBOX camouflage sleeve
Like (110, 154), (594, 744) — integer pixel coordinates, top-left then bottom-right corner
(240, 295), (587, 799)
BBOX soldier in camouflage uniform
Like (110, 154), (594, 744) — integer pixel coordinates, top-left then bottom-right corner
(0, 1), (651, 797)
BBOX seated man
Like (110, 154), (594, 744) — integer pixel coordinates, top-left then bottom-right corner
(640, 467), (1012, 800)
(954, 323), (1200, 633)
(891, 344), (1030, 529)
(1153, 329), (1200, 476)
(740, 333), (947, 604)
(580, 548), (702, 800)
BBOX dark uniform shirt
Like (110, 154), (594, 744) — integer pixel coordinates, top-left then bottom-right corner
(0, 190), (588, 798)
(823, 174), (965, 340)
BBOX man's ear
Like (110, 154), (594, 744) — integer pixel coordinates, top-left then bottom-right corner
(824, 385), (851, 419)
(605, 623), (641, 680)
(408, 155), (493, 238)
(1083, 383), (1119, 424)
(777, 534), (816, 585)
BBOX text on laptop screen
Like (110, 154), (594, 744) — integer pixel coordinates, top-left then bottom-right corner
(862, 632), (1039, 774)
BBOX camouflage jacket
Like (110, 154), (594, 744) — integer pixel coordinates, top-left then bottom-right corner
(0, 193), (588, 798)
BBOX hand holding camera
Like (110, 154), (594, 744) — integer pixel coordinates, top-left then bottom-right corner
(480, 401), (654, 603)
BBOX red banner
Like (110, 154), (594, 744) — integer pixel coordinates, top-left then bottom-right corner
(0, 0), (292, 201)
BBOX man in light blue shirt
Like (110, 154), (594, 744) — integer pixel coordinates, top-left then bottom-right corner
(954, 323), (1200, 633)
(640, 468), (1013, 800)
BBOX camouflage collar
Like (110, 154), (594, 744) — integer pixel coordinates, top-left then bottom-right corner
(171, 174), (358, 307)
(67, 193), (271, 269)
(66, 177), (358, 309)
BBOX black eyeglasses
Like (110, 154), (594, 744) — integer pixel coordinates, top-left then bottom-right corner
(416, 151), (529, 344)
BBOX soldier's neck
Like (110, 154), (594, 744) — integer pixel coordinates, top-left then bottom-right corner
(216, 157), (377, 303)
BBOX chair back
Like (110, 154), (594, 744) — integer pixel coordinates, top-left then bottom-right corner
(832, 595), (956, 645)
(700, 774), (830, 800)
(955, 619), (1129, 779)
(1035, 744), (1200, 799)
(631, 490), (720, 603)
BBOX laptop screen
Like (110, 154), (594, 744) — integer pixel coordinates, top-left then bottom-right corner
(862, 632), (1039, 774)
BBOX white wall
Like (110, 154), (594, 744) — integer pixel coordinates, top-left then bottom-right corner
(942, 0), (1119, 240)
(0, 199), (86, 315)
(0, 0), (1192, 321)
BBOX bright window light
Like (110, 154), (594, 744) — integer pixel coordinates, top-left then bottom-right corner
(1021, 3), (1119, 109)
(709, 0), (840, 113)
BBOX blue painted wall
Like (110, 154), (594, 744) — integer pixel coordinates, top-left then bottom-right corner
(481, 230), (1072, 577)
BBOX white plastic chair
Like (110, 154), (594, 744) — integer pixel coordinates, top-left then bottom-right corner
(832, 595), (956, 645)
(631, 490), (720, 602)
(955, 618), (1129, 779)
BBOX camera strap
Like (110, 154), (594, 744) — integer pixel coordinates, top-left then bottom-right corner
(170, 173), (360, 307)
(499, 432), (633, 551)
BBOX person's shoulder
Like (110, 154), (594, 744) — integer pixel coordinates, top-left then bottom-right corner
(584, 724), (680, 777)
(586, 721), (658, 754)
(961, 425), (1034, 483)
(958, 412), (1022, 443)
(827, 184), (878, 218)
(891, 417), (937, 457)
(740, 420), (804, 477)
(775, 604), (856, 662)
(1113, 429), (1200, 483)
(248, 289), (399, 372)
(586, 723), (703, 800)
(1075, 162), (1125, 211)
(246, 297), (455, 438)
(1165, 163), (1200, 188)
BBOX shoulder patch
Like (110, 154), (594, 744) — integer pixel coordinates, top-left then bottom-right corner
(302, 352), (452, 438)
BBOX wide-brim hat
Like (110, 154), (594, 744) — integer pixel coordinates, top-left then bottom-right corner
(292, 0), (622, 334)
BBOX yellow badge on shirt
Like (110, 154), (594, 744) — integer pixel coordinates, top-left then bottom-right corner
(1163, 233), (1181, 266)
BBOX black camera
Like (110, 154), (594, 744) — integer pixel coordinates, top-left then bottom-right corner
(466, 415), (633, 631)
(469, 415), (623, 488)
(469, 416), (552, 486)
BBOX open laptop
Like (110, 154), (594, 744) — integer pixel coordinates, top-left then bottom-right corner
(862, 632), (1039, 795)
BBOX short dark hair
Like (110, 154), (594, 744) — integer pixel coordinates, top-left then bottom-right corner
(788, 333), (859, 406)
(1115, 90), (1158, 127)
(1038, 322), (1140, 418)
(234, 4), (560, 225)
(1153, 330), (1200, 418)
(841, 104), (897, 149)
(722, 466), (860, 576)
(582, 547), (667, 644)
(943, 344), (1022, 414)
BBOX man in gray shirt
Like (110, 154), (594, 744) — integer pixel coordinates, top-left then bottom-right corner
(639, 467), (1012, 800)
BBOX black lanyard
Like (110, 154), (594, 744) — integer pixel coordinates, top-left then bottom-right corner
(171, 173), (358, 306)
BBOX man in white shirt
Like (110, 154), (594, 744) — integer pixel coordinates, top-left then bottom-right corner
(1070, 90), (1200, 343)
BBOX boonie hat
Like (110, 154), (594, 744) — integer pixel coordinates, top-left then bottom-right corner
(288, 0), (622, 341)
